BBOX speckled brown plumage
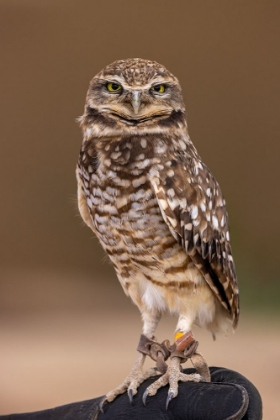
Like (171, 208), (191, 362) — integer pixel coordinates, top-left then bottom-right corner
(76, 58), (239, 405)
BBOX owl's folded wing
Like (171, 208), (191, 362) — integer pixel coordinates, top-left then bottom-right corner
(149, 155), (239, 327)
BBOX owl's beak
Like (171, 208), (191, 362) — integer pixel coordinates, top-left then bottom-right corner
(131, 91), (141, 114)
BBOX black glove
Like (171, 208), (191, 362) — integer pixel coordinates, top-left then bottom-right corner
(0, 367), (262, 420)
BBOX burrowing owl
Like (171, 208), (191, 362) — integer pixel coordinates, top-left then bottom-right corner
(77, 58), (239, 409)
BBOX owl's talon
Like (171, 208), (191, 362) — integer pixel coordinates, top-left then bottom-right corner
(99, 398), (106, 413)
(128, 388), (134, 405)
(166, 391), (174, 410)
(142, 388), (149, 406)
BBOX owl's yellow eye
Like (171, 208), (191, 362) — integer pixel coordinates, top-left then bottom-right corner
(106, 82), (122, 92)
(151, 84), (165, 93)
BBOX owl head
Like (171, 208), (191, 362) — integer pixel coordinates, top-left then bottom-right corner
(83, 58), (185, 129)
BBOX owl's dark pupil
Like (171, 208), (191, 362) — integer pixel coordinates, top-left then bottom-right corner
(154, 85), (162, 92)
(112, 83), (119, 90)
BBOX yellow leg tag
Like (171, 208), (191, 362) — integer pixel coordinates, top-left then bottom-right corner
(174, 331), (185, 342)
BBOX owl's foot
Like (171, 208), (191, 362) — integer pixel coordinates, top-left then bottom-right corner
(100, 335), (170, 411)
(100, 359), (157, 411)
(142, 355), (203, 408)
(142, 331), (211, 409)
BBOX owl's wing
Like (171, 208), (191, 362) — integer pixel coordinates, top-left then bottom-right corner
(150, 152), (239, 327)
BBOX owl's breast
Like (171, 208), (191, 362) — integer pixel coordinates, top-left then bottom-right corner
(85, 159), (194, 283)
(88, 165), (171, 251)
(78, 136), (189, 270)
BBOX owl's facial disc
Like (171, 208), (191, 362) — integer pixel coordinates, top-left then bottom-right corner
(84, 59), (185, 128)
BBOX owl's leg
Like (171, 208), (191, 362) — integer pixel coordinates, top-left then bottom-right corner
(100, 310), (161, 410)
(142, 315), (210, 408)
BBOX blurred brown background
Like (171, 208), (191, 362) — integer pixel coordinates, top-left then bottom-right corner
(0, 1), (279, 418)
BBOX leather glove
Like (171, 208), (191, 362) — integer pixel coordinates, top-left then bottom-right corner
(0, 367), (262, 420)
